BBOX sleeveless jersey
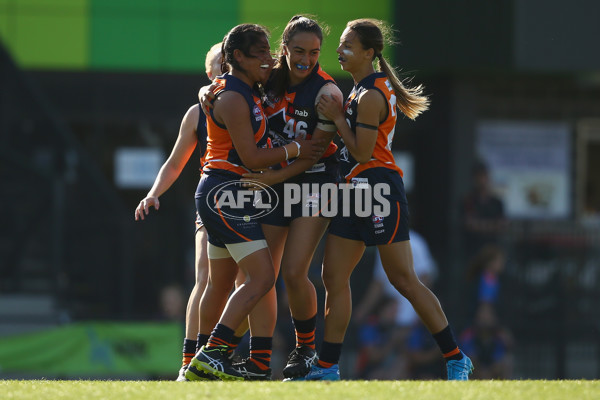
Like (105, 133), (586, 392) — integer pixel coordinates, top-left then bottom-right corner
(202, 73), (269, 177)
(264, 63), (338, 172)
(196, 104), (208, 168)
(339, 72), (403, 181)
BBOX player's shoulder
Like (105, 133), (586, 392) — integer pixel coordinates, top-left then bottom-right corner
(357, 87), (386, 107)
(316, 66), (336, 83)
(182, 103), (201, 126)
(316, 82), (343, 102)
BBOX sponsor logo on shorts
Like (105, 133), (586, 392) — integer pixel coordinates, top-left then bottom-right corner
(372, 215), (384, 224)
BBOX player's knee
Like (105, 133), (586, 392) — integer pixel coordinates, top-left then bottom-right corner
(321, 270), (348, 294)
(390, 274), (421, 298)
(250, 267), (276, 295)
(281, 264), (307, 287)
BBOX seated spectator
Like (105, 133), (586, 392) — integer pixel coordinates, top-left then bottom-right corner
(404, 321), (445, 379)
(353, 230), (438, 379)
(467, 244), (506, 304)
(459, 303), (513, 379)
(355, 295), (408, 379)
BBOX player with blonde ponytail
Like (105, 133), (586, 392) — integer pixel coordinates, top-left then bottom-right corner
(291, 18), (473, 381)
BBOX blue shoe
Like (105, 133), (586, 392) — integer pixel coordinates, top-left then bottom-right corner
(446, 353), (474, 381)
(284, 364), (340, 381)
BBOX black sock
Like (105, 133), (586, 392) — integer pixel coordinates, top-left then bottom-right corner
(249, 336), (273, 369)
(206, 323), (235, 348)
(292, 314), (317, 349)
(196, 333), (210, 353)
(432, 325), (462, 361)
(182, 338), (197, 365)
(318, 341), (342, 366)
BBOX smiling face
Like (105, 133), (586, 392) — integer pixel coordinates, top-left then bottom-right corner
(284, 31), (321, 85)
(242, 35), (274, 84)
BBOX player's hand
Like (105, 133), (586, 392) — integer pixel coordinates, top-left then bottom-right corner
(294, 138), (326, 161)
(135, 196), (159, 221)
(241, 169), (280, 189)
(198, 84), (218, 114)
(317, 94), (344, 122)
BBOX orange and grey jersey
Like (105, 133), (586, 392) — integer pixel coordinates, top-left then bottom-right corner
(264, 63), (338, 173)
(339, 72), (402, 181)
(202, 73), (269, 177)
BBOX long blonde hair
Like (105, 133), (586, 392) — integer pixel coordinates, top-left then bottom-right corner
(346, 19), (429, 120)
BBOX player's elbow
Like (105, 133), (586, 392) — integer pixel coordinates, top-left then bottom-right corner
(240, 153), (266, 170)
(242, 157), (262, 170)
(350, 148), (372, 164)
(355, 154), (372, 164)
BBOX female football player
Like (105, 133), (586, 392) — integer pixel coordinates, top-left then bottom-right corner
(301, 18), (473, 381)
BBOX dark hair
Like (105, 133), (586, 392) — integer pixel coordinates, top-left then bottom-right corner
(222, 24), (269, 74)
(472, 160), (489, 176)
(270, 15), (327, 98)
(346, 19), (429, 120)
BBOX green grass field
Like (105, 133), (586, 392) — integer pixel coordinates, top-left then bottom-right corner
(2, 380), (599, 400)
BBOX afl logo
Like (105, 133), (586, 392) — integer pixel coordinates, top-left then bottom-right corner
(372, 215), (384, 224)
(253, 105), (263, 121)
(206, 180), (278, 221)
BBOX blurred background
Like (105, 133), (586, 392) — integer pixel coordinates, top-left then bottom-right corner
(1, 0), (599, 380)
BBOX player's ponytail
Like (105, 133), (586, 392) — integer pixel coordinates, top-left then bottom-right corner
(347, 19), (429, 120)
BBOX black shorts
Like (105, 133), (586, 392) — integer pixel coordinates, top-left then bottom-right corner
(195, 173), (266, 247)
(260, 171), (339, 227)
(328, 168), (410, 246)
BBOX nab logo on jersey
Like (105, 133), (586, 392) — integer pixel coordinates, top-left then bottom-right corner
(287, 104), (310, 119)
(294, 109), (308, 118)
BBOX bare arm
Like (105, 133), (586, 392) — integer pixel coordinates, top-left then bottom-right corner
(242, 128), (335, 186)
(242, 83), (342, 185)
(215, 92), (322, 170)
(318, 89), (384, 164)
(134, 105), (199, 220)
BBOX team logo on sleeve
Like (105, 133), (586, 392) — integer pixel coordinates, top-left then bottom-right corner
(253, 105), (263, 121)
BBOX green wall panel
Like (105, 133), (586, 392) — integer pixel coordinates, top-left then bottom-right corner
(1, 0), (392, 73)
(1, 0), (88, 69)
(90, 0), (162, 71)
(0, 11), (10, 47)
(90, 14), (163, 71)
(163, 2), (238, 72)
(239, 0), (393, 78)
(0, 322), (181, 376)
(90, 0), (239, 72)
